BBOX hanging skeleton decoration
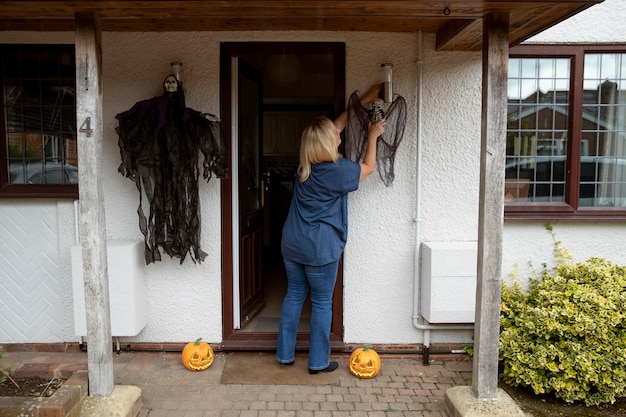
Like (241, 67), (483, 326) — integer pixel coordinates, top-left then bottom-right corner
(115, 75), (228, 265)
(344, 90), (407, 186)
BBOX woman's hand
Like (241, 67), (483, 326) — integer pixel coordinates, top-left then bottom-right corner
(361, 84), (383, 106)
(334, 83), (383, 133)
(368, 119), (386, 139)
(360, 118), (385, 181)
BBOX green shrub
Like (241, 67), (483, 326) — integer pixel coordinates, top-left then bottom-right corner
(500, 226), (626, 406)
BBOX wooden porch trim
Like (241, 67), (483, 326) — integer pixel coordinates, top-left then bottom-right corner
(74, 11), (114, 397)
(472, 11), (510, 400)
(0, 1), (603, 51)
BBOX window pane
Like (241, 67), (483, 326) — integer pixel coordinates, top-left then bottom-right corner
(508, 78), (523, 101)
(509, 58), (521, 78)
(506, 57), (570, 203)
(581, 53), (626, 207)
(554, 59), (570, 78)
(554, 79), (570, 100)
(520, 58), (538, 78)
(600, 54), (620, 80)
(584, 54), (600, 78)
(2, 45), (77, 187)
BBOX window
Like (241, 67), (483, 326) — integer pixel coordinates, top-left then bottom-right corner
(506, 45), (626, 220)
(0, 44), (78, 198)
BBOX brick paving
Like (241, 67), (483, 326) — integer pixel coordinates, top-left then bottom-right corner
(0, 349), (473, 417)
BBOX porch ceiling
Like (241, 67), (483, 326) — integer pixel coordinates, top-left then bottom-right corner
(0, 0), (603, 51)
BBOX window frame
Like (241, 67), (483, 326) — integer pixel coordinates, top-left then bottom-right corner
(0, 44), (79, 199)
(506, 44), (626, 221)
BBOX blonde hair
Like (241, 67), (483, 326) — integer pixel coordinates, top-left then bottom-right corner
(298, 116), (340, 182)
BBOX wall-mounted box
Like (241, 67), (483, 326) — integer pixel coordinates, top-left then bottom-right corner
(72, 240), (147, 336)
(421, 241), (477, 323)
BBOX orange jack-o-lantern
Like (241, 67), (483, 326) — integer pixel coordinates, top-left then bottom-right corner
(349, 345), (381, 379)
(181, 338), (214, 371)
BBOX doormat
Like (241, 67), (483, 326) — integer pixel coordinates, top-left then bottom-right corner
(220, 352), (341, 386)
(254, 317), (310, 332)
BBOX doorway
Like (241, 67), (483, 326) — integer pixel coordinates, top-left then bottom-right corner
(220, 42), (346, 350)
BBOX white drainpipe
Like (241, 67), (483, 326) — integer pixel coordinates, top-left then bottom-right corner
(411, 31), (475, 349)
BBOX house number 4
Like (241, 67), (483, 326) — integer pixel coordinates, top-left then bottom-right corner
(79, 117), (93, 137)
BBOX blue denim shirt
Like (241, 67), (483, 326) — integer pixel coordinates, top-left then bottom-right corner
(281, 158), (360, 266)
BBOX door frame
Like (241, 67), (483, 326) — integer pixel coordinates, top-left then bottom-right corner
(220, 42), (346, 350)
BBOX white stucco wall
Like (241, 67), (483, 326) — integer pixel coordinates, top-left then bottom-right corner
(344, 34), (482, 344)
(526, 0), (626, 44)
(101, 31), (437, 345)
(101, 32), (225, 344)
(2, 0), (625, 346)
(0, 29), (481, 345)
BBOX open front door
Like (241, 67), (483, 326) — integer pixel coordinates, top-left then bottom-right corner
(221, 42), (346, 350)
(237, 60), (265, 327)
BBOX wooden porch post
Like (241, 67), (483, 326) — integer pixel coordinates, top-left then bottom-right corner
(472, 12), (509, 399)
(75, 11), (114, 396)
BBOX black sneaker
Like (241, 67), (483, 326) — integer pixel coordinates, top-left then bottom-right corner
(309, 361), (338, 374)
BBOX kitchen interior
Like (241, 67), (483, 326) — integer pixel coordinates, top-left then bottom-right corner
(238, 50), (336, 332)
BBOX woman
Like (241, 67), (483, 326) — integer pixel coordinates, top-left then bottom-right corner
(276, 84), (386, 374)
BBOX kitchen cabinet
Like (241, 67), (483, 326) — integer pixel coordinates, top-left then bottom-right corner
(263, 111), (321, 155)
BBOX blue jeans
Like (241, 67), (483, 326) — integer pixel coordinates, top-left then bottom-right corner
(276, 257), (339, 370)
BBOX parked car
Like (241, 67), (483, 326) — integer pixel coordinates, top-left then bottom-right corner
(9, 161), (78, 185)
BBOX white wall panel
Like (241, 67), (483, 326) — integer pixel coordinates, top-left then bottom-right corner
(0, 202), (62, 343)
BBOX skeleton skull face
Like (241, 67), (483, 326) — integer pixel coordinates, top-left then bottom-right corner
(163, 75), (178, 92)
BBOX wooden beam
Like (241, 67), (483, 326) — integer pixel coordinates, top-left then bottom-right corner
(75, 11), (114, 397)
(0, 1), (601, 17)
(472, 11), (509, 400)
(435, 19), (479, 51)
(0, 1), (602, 52)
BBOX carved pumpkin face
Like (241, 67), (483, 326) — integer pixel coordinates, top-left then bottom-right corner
(349, 345), (381, 379)
(182, 338), (214, 371)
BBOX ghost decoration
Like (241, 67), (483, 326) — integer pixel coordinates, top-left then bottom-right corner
(344, 90), (407, 186)
(115, 75), (228, 265)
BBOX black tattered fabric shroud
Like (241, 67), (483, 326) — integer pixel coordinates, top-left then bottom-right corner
(344, 90), (407, 187)
(115, 88), (228, 265)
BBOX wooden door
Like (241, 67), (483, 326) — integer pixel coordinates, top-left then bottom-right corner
(237, 60), (265, 324)
(220, 42), (347, 349)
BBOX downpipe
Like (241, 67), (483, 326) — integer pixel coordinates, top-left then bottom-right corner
(411, 31), (474, 365)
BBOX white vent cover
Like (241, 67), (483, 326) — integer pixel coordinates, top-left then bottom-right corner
(72, 240), (147, 336)
(421, 241), (477, 323)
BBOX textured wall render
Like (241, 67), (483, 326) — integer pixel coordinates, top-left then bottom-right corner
(1, 5), (626, 345)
